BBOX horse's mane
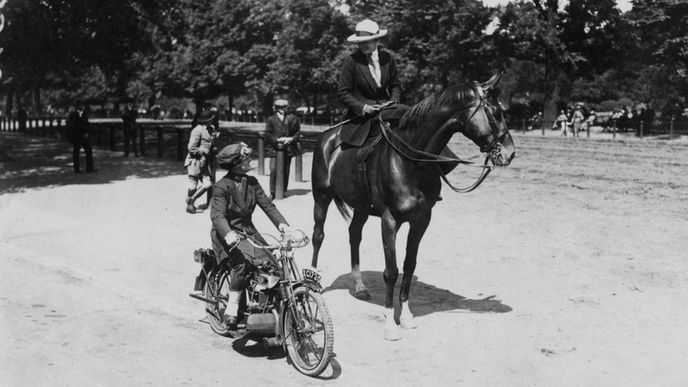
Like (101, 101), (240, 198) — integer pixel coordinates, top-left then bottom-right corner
(399, 83), (478, 130)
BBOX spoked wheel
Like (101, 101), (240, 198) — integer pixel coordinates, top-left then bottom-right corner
(283, 287), (334, 376)
(204, 267), (233, 337)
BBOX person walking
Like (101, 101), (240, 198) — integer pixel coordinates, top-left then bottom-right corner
(121, 97), (138, 157)
(265, 99), (302, 199)
(570, 106), (585, 137)
(555, 110), (569, 136)
(67, 100), (96, 174)
(184, 110), (218, 213)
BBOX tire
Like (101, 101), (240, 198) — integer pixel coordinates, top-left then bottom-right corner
(283, 287), (334, 376)
(204, 267), (233, 337)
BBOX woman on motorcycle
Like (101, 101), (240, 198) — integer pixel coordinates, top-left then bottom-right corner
(210, 142), (294, 327)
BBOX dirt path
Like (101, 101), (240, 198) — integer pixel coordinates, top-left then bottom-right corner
(1, 132), (687, 386)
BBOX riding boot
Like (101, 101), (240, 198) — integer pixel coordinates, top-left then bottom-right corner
(224, 290), (242, 328)
(186, 189), (196, 214)
(205, 187), (213, 208)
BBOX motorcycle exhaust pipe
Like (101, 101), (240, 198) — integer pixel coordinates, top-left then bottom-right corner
(189, 293), (216, 304)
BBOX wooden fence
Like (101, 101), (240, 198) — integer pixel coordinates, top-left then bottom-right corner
(0, 116), (322, 200)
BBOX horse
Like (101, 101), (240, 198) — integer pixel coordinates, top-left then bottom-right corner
(310, 74), (516, 340)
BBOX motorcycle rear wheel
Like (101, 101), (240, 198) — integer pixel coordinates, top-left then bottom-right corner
(204, 268), (233, 337)
(283, 287), (334, 376)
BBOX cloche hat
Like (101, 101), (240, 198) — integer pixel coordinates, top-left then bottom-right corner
(216, 143), (252, 168)
(347, 19), (388, 43)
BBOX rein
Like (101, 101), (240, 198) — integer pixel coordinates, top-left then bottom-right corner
(377, 101), (496, 193)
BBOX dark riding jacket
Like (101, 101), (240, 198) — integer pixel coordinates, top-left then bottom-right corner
(338, 49), (402, 146)
(210, 172), (287, 262)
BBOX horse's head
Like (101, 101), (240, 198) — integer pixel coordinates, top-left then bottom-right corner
(461, 74), (515, 167)
(399, 74), (515, 167)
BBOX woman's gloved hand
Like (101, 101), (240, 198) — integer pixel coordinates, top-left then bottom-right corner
(224, 231), (242, 249)
(278, 223), (294, 235)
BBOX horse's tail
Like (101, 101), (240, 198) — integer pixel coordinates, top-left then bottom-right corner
(333, 196), (352, 223)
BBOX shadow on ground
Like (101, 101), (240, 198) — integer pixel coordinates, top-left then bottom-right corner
(324, 271), (512, 317)
(0, 132), (182, 194)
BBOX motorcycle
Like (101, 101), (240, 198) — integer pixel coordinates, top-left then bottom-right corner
(189, 229), (334, 377)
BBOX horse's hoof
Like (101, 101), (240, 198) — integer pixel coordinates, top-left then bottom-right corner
(400, 316), (418, 330)
(354, 289), (372, 300)
(384, 326), (402, 341)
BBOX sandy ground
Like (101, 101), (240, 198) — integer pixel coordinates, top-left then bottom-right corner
(1, 130), (687, 386)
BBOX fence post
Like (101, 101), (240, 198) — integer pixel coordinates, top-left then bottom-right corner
(586, 121), (590, 138)
(176, 128), (185, 161)
(139, 125), (146, 156)
(275, 143), (285, 200)
(521, 119), (526, 133)
(295, 152), (303, 182)
(669, 118), (674, 140)
(639, 120), (644, 139)
(157, 127), (163, 158)
(258, 135), (265, 175)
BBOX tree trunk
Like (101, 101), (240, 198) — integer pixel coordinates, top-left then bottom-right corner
(542, 0), (560, 124)
(227, 93), (234, 121)
(5, 83), (14, 117)
(262, 92), (274, 118)
(33, 86), (42, 115)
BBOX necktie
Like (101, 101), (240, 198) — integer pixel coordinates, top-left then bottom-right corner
(367, 53), (381, 88)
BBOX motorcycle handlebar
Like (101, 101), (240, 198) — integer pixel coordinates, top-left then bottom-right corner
(241, 229), (310, 251)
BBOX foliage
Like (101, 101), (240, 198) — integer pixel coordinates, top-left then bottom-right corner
(1, 0), (687, 117)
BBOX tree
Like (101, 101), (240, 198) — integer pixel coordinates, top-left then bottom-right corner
(626, 0), (688, 108)
(265, 0), (350, 114)
(0, 0), (169, 114)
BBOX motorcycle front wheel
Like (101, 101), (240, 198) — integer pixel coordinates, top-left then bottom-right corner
(283, 287), (334, 376)
(204, 267), (233, 337)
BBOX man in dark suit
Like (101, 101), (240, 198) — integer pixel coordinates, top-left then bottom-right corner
(121, 97), (138, 157)
(265, 98), (302, 199)
(338, 19), (403, 147)
(67, 100), (95, 174)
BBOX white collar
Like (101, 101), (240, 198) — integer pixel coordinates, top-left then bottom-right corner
(369, 48), (379, 62)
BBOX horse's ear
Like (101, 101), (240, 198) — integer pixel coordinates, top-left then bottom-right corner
(481, 72), (504, 91)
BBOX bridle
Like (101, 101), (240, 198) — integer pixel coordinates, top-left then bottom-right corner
(378, 93), (506, 193)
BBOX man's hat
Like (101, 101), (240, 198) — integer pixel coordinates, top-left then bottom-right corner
(274, 99), (288, 107)
(216, 143), (252, 168)
(196, 110), (215, 124)
(347, 19), (388, 43)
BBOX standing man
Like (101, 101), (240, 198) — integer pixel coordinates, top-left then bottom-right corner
(265, 99), (302, 199)
(121, 97), (138, 157)
(67, 100), (96, 174)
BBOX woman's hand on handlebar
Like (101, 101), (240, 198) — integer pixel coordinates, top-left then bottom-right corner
(224, 231), (243, 249)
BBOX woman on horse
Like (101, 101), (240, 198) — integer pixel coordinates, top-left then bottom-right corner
(210, 142), (294, 327)
(337, 19), (405, 147)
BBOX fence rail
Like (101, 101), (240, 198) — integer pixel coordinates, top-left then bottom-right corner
(0, 116), (325, 199)
(2, 115), (687, 196)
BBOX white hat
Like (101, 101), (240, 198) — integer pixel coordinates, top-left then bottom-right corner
(273, 98), (288, 107)
(347, 19), (388, 43)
